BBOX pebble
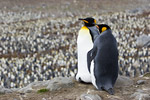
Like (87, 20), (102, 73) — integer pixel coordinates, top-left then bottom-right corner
(18, 84), (33, 93)
(115, 76), (134, 87)
(136, 34), (150, 47)
(0, 86), (12, 94)
(42, 98), (47, 100)
(137, 80), (146, 85)
(130, 89), (150, 100)
(107, 95), (123, 100)
(79, 94), (102, 100)
(46, 77), (74, 91)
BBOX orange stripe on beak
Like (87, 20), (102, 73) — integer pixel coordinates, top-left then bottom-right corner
(82, 20), (89, 23)
(96, 25), (99, 29)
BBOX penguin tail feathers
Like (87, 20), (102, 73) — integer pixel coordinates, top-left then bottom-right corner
(106, 88), (114, 95)
(100, 87), (114, 95)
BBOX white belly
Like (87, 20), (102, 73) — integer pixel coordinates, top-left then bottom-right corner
(76, 26), (93, 83)
(91, 61), (98, 89)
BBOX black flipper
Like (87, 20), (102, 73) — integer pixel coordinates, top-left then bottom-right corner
(87, 49), (92, 73)
(87, 46), (97, 73)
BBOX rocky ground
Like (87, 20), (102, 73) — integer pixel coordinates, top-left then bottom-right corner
(0, 0), (150, 99)
(0, 73), (150, 100)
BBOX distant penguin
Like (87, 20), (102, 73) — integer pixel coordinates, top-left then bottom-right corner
(87, 24), (118, 94)
(76, 17), (99, 83)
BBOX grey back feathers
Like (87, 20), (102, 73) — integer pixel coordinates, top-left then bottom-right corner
(87, 29), (118, 95)
(87, 26), (100, 42)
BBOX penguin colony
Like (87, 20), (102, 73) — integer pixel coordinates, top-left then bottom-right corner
(0, 10), (150, 88)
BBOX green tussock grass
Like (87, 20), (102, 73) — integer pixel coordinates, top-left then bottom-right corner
(37, 88), (49, 93)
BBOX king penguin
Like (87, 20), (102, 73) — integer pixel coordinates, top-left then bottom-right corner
(76, 17), (99, 83)
(87, 24), (118, 94)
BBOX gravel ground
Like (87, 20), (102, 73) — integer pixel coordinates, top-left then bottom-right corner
(0, 0), (150, 89)
(0, 75), (150, 100)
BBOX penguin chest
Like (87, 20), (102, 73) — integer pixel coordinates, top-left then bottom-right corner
(77, 26), (93, 52)
(76, 26), (93, 82)
(77, 26), (93, 62)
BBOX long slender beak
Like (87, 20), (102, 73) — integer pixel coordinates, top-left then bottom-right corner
(79, 18), (89, 23)
(78, 18), (84, 20)
(96, 25), (99, 29)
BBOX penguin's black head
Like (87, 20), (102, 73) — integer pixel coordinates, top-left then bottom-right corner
(97, 24), (111, 33)
(79, 17), (96, 27)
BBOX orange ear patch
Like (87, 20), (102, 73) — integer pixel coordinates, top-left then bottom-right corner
(102, 27), (107, 32)
(94, 19), (96, 24)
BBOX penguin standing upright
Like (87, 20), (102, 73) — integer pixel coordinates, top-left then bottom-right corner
(87, 24), (118, 94)
(76, 17), (99, 83)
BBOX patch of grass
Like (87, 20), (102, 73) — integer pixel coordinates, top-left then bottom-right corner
(37, 88), (49, 93)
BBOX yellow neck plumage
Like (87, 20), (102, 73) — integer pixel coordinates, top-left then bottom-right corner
(78, 26), (92, 40)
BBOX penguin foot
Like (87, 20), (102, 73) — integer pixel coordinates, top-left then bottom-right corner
(78, 77), (91, 84)
(79, 77), (84, 83)
(106, 88), (114, 95)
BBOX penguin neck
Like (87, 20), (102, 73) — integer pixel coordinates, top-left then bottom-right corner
(101, 29), (112, 35)
(100, 29), (113, 39)
(81, 26), (88, 30)
(87, 26), (100, 42)
(102, 29), (112, 34)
